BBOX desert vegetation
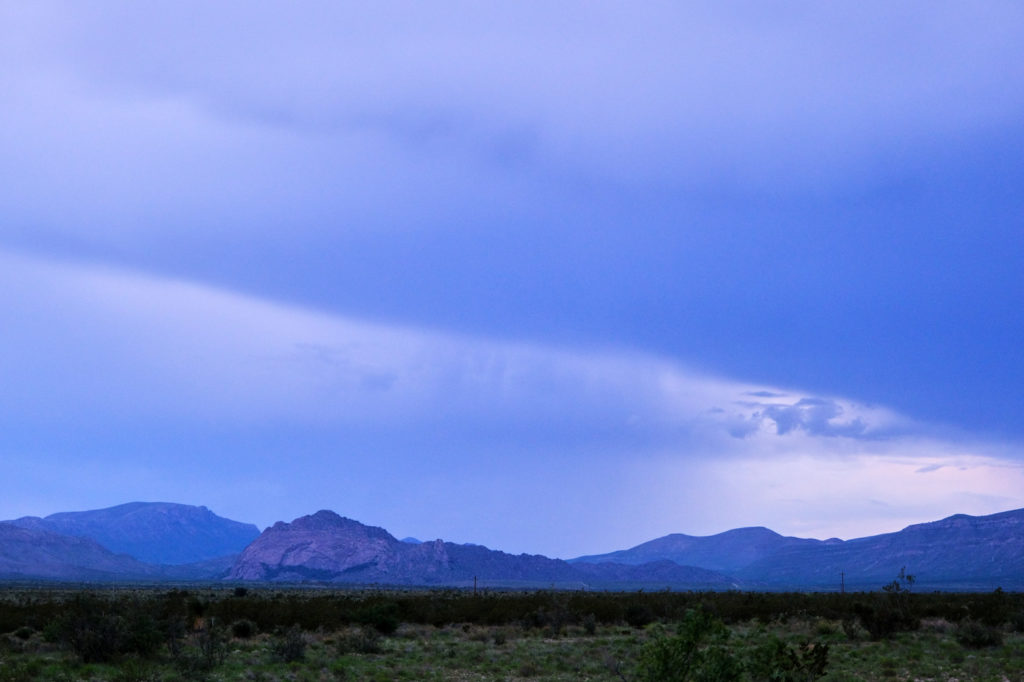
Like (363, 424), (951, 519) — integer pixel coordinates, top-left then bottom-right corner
(0, 582), (1022, 680)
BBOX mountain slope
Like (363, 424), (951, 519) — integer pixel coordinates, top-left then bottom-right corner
(737, 508), (1024, 589)
(228, 511), (736, 589)
(0, 521), (238, 582)
(9, 502), (260, 565)
(571, 508), (1024, 590)
(571, 526), (824, 573)
(0, 522), (158, 580)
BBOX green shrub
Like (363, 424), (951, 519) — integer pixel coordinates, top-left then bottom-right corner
(971, 588), (1011, 627)
(172, 619), (227, 675)
(625, 604), (655, 628)
(840, 617), (864, 641)
(336, 626), (381, 655)
(955, 619), (1004, 649)
(746, 635), (829, 681)
(518, 662), (539, 677)
(854, 568), (920, 640)
(123, 611), (163, 659)
(11, 626), (34, 641)
(636, 608), (741, 682)
(51, 597), (128, 663)
(186, 597), (207, 621)
(358, 603), (400, 635)
(0, 658), (41, 682)
(230, 619), (257, 639)
(271, 625), (307, 663)
(813, 619), (837, 636)
(110, 659), (159, 682)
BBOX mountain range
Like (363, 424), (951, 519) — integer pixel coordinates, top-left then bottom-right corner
(571, 510), (1024, 590)
(1, 502), (256, 582)
(0, 522), (157, 581)
(571, 526), (826, 574)
(226, 510), (733, 589)
(9, 502), (260, 565)
(2, 502), (1022, 590)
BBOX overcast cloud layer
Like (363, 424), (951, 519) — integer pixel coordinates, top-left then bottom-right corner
(1, 2), (1022, 556)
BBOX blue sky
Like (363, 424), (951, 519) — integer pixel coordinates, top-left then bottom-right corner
(1, 1), (1023, 558)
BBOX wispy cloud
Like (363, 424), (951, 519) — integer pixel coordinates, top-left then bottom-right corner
(0, 249), (1006, 455)
(1, 250), (1021, 554)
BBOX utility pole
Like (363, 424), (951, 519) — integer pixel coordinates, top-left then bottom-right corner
(473, 575), (477, 596)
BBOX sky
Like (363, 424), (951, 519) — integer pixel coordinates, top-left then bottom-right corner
(1, 1), (1022, 558)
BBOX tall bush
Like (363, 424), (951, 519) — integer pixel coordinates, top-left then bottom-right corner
(637, 608), (741, 682)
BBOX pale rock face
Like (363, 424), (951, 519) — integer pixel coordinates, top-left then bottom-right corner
(229, 511), (406, 580)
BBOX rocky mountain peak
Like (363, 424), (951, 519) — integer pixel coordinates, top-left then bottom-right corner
(275, 511), (396, 540)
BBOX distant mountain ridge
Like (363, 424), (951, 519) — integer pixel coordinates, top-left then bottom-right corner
(0, 522), (157, 581)
(571, 526), (824, 573)
(572, 509), (1024, 590)
(734, 508), (1024, 589)
(0, 522), (232, 582)
(9, 502), (260, 565)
